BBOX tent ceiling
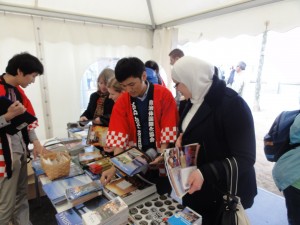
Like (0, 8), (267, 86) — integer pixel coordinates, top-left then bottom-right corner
(0, 0), (285, 29)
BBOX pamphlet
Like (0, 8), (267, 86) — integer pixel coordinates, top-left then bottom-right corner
(110, 147), (152, 177)
(86, 125), (108, 147)
(164, 143), (200, 198)
(167, 206), (202, 225)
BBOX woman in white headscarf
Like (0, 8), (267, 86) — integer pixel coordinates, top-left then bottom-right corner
(172, 56), (257, 225)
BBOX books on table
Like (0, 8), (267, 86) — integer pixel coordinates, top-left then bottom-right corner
(167, 206), (202, 225)
(110, 147), (152, 177)
(103, 174), (157, 206)
(82, 196), (128, 225)
(65, 180), (103, 207)
(42, 174), (94, 211)
(56, 196), (109, 225)
(164, 143), (200, 198)
(78, 150), (104, 165)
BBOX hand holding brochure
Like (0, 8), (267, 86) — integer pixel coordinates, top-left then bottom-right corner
(0, 96), (37, 135)
(164, 143), (200, 198)
(110, 147), (152, 176)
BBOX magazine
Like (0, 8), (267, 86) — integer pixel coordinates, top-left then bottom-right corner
(103, 174), (157, 206)
(167, 206), (202, 225)
(86, 125), (108, 147)
(110, 147), (152, 177)
(78, 151), (104, 165)
(164, 143), (200, 198)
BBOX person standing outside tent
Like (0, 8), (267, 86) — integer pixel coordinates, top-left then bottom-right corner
(0, 52), (45, 225)
(273, 113), (300, 225)
(169, 48), (187, 116)
(227, 61), (247, 96)
(172, 56), (257, 225)
(101, 57), (178, 194)
(79, 68), (114, 127)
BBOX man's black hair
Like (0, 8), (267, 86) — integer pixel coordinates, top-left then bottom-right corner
(6, 52), (44, 76)
(115, 57), (145, 83)
(169, 48), (184, 58)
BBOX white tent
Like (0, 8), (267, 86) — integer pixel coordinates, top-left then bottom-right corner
(0, 0), (299, 139)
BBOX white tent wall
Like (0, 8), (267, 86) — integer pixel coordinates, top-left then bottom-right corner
(0, 13), (153, 140)
(176, 0), (300, 43)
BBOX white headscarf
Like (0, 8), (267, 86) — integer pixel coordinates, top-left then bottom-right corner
(172, 56), (214, 105)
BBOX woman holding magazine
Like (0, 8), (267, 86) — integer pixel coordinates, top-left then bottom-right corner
(171, 56), (257, 225)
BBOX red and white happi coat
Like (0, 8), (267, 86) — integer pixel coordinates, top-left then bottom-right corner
(106, 84), (178, 150)
(0, 84), (38, 177)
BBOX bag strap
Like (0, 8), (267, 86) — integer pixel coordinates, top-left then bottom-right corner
(223, 157), (238, 195)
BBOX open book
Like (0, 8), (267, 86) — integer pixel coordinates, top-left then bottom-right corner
(164, 143), (200, 198)
(110, 147), (152, 176)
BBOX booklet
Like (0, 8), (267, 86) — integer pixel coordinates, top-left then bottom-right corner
(0, 96), (37, 135)
(86, 125), (108, 147)
(164, 143), (200, 198)
(167, 206), (202, 225)
(110, 147), (152, 177)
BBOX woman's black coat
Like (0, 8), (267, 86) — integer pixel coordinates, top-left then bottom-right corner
(181, 76), (257, 220)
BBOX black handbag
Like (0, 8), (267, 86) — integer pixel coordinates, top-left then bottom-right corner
(210, 157), (251, 225)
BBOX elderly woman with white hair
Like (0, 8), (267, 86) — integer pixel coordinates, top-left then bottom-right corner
(172, 56), (257, 225)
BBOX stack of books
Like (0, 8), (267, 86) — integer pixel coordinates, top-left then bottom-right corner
(79, 151), (103, 165)
(82, 196), (128, 225)
(103, 174), (157, 206)
(65, 180), (103, 207)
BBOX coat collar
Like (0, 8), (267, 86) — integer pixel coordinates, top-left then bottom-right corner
(180, 75), (227, 134)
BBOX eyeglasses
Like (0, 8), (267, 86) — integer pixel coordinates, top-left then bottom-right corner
(173, 82), (180, 88)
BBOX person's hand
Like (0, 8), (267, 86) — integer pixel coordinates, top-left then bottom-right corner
(103, 146), (114, 153)
(4, 101), (26, 121)
(79, 116), (88, 122)
(188, 169), (204, 194)
(100, 166), (116, 185)
(93, 117), (101, 125)
(176, 133), (183, 148)
(149, 155), (164, 165)
(32, 140), (48, 159)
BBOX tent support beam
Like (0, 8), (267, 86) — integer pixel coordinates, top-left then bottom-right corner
(0, 3), (153, 30)
(157, 0), (284, 28)
(146, 0), (156, 30)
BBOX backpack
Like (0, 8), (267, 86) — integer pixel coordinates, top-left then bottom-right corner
(264, 110), (300, 162)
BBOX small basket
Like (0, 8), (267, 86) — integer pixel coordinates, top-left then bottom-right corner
(41, 151), (71, 180)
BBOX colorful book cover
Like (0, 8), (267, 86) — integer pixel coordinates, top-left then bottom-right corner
(167, 206), (202, 225)
(110, 147), (151, 176)
(55, 196), (109, 225)
(42, 174), (92, 206)
(164, 143), (200, 198)
(86, 125), (108, 147)
(82, 196), (128, 225)
(66, 180), (103, 201)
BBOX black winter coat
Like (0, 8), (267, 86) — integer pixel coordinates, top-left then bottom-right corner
(181, 76), (257, 223)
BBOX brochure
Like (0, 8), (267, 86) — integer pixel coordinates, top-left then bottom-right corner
(0, 96), (37, 135)
(167, 206), (202, 225)
(110, 147), (152, 177)
(86, 125), (108, 147)
(164, 143), (200, 198)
